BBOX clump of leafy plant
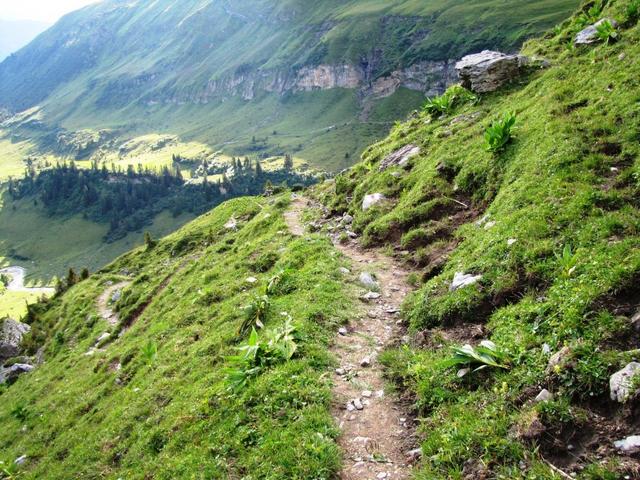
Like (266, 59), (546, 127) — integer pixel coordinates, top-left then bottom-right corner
(556, 244), (578, 278)
(1, 460), (19, 479)
(626, 0), (640, 24)
(10, 403), (30, 422)
(225, 317), (298, 391)
(442, 340), (510, 375)
(240, 295), (271, 334)
(265, 269), (296, 296)
(576, 1), (603, 28)
(484, 112), (517, 152)
(423, 85), (477, 118)
(595, 19), (619, 44)
(141, 340), (158, 365)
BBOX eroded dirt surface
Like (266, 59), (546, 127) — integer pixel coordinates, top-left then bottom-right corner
(286, 196), (418, 480)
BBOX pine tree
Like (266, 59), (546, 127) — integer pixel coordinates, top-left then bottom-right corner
(66, 268), (77, 288)
(80, 268), (90, 280)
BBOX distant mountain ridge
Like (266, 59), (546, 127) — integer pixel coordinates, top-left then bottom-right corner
(0, 19), (51, 62)
(0, 0), (580, 168)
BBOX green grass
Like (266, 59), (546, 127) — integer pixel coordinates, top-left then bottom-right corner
(0, 191), (195, 282)
(0, 195), (354, 478)
(315, 0), (640, 476)
(0, 290), (43, 319)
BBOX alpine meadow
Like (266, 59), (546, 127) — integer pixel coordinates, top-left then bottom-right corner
(1, 1), (640, 479)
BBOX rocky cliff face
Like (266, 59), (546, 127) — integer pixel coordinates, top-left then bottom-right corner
(142, 60), (459, 106)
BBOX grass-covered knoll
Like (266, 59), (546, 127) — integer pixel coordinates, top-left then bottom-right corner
(0, 195), (354, 479)
(316, 0), (640, 476)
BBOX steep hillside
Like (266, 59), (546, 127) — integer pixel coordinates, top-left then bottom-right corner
(2, 1), (640, 479)
(0, 0), (579, 168)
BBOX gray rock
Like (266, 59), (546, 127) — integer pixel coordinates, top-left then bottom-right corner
(0, 319), (31, 361)
(0, 363), (34, 384)
(449, 272), (482, 291)
(630, 308), (640, 332)
(110, 290), (122, 303)
(614, 435), (640, 453)
(14, 455), (28, 465)
(456, 50), (529, 93)
(360, 357), (371, 367)
(610, 362), (640, 403)
(96, 332), (111, 344)
(359, 272), (379, 290)
(338, 327), (348, 336)
(547, 346), (572, 373)
(339, 267), (350, 275)
(575, 19), (618, 45)
(362, 390), (372, 398)
(534, 389), (553, 403)
(379, 144), (420, 171)
(362, 193), (386, 211)
(341, 214), (354, 225)
(353, 398), (364, 410)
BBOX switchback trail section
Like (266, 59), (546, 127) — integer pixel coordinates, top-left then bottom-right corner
(285, 196), (417, 480)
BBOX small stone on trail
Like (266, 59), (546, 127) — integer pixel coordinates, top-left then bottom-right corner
(353, 398), (364, 410)
(360, 357), (371, 367)
(339, 267), (350, 275)
(338, 327), (348, 336)
(336, 368), (346, 376)
(362, 292), (382, 301)
(376, 473), (388, 479)
(407, 448), (422, 463)
(362, 390), (372, 398)
(359, 272), (379, 290)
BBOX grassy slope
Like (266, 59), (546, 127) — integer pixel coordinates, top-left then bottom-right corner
(315, 0), (640, 477)
(0, 196), (354, 479)
(0, 193), (195, 281)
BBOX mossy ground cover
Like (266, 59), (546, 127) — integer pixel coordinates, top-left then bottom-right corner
(315, 0), (640, 477)
(0, 195), (355, 479)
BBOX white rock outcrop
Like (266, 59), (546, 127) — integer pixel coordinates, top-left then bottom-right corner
(455, 50), (529, 93)
(610, 362), (640, 403)
(362, 193), (386, 211)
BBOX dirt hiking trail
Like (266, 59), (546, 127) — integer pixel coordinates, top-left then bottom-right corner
(286, 196), (417, 480)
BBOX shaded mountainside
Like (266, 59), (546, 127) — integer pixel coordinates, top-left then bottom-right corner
(0, 0), (579, 168)
(2, 1), (640, 479)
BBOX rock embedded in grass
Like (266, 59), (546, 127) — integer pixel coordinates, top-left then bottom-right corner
(362, 193), (386, 211)
(575, 18), (618, 45)
(455, 50), (530, 93)
(449, 272), (482, 291)
(610, 362), (640, 403)
(0, 363), (34, 384)
(0, 318), (31, 361)
(378, 144), (420, 171)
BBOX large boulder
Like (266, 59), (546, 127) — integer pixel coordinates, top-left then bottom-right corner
(575, 19), (618, 45)
(455, 50), (529, 93)
(0, 319), (31, 361)
(0, 363), (34, 384)
(610, 362), (640, 403)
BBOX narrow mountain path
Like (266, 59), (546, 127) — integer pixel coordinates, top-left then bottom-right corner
(286, 196), (417, 480)
(97, 281), (131, 326)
